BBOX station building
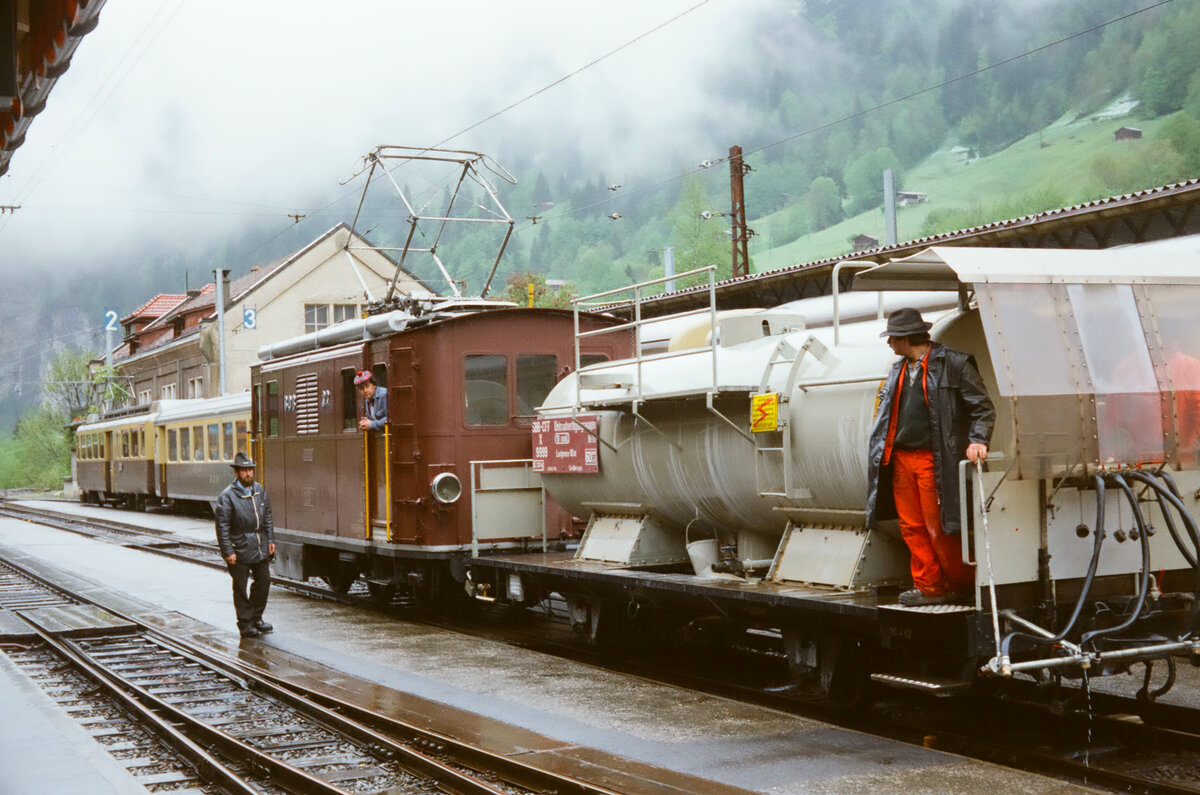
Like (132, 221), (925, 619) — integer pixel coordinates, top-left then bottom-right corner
(106, 223), (431, 404)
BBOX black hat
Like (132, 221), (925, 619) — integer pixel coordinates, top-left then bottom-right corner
(880, 307), (933, 338)
(230, 451), (256, 469)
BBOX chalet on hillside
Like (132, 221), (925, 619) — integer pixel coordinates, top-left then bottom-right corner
(1114, 126), (1143, 142)
(852, 233), (880, 252)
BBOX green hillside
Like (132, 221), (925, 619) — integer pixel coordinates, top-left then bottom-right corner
(751, 108), (1178, 272)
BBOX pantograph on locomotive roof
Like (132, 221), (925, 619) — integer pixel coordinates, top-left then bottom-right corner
(340, 146), (518, 314)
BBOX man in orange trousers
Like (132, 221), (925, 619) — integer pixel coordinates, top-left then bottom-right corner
(865, 308), (995, 606)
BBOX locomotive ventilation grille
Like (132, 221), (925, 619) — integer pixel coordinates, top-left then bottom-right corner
(296, 373), (319, 435)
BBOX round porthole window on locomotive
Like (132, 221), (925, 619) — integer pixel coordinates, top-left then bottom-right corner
(430, 472), (463, 504)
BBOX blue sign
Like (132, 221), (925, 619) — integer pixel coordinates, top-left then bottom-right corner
(243, 307), (257, 330)
(104, 310), (119, 332)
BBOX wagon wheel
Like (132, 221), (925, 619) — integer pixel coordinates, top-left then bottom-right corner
(367, 581), (397, 605)
(322, 565), (357, 594)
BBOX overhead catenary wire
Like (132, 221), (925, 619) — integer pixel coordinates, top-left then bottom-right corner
(240, 1), (714, 260)
(511, 0), (1179, 236)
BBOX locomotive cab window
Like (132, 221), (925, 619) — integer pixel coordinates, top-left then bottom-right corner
(266, 381), (280, 437)
(465, 355), (508, 426)
(516, 354), (557, 420)
(581, 353), (609, 368)
(341, 368), (357, 431)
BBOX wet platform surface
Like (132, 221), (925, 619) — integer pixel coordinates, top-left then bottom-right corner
(0, 500), (1106, 793)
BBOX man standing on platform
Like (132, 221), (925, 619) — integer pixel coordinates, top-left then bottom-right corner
(355, 370), (387, 431)
(866, 308), (995, 606)
(215, 451), (275, 638)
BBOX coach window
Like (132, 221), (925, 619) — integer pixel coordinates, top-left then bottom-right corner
(222, 422), (234, 460)
(341, 368), (357, 431)
(516, 354), (557, 420)
(121, 430), (129, 458)
(266, 381), (280, 437)
(192, 425), (205, 461)
(180, 428), (191, 460)
(465, 355), (508, 426)
(235, 421), (248, 457)
(168, 429), (178, 461)
(208, 424), (220, 461)
(131, 429), (139, 457)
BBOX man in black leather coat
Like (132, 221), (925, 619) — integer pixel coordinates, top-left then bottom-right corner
(865, 308), (995, 606)
(215, 452), (275, 637)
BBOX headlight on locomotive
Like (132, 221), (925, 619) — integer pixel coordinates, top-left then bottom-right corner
(431, 472), (463, 504)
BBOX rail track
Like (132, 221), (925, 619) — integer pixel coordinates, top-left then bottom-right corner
(7, 499), (1200, 793)
(0, 551), (623, 795)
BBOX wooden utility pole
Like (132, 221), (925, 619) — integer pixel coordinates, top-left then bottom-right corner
(728, 145), (751, 278)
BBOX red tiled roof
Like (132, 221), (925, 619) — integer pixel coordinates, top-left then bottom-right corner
(1, 1), (107, 177)
(120, 294), (186, 325)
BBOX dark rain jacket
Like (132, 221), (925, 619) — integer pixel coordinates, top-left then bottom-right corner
(215, 480), (275, 564)
(865, 342), (995, 535)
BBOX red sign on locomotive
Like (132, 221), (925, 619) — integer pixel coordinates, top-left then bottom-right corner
(532, 415), (599, 473)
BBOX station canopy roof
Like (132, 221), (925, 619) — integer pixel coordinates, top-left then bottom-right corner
(852, 245), (1200, 291)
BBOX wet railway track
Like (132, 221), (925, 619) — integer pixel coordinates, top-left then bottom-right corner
(0, 554), (619, 795)
(7, 500), (1200, 792)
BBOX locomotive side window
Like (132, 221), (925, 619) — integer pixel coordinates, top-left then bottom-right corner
(180, 428), (191, 460)
(516, 354), (557, 418)
(581, 353), (609, 368)
(222, 422), (234, 460)
(253, 383), (262, 435)
(465, 355), (508, 426)
(341, 368), (357, 431)
(168, 429), (178, 462)
(266, 381), (280, 437)
(207, 424), (220, 460)
(192, 425), (205, 461)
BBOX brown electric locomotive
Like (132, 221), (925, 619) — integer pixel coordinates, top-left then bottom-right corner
(250, 305), (629, 604)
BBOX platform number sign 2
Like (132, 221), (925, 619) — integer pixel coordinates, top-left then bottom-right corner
(104, 310), (119, 333)
(243, 307), (257, 330)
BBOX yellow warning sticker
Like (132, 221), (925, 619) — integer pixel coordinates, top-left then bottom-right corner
(750, 392), (779, 433)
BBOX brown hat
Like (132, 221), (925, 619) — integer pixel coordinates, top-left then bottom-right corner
(880, 307), (933, 338)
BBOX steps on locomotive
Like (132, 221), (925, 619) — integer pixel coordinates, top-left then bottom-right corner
(870, 672), (973, 696)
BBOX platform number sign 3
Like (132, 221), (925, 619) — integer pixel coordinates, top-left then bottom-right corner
(243, 307), (257, 330)
(104, 310), (119, 333)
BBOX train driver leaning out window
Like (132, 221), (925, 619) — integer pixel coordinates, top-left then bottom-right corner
(355, 370), (387, 432)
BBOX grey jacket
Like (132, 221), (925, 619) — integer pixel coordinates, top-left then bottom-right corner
(865, 342), (995, 535)
(215, 480), (275, 563)
(364, 386), (388, 431)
